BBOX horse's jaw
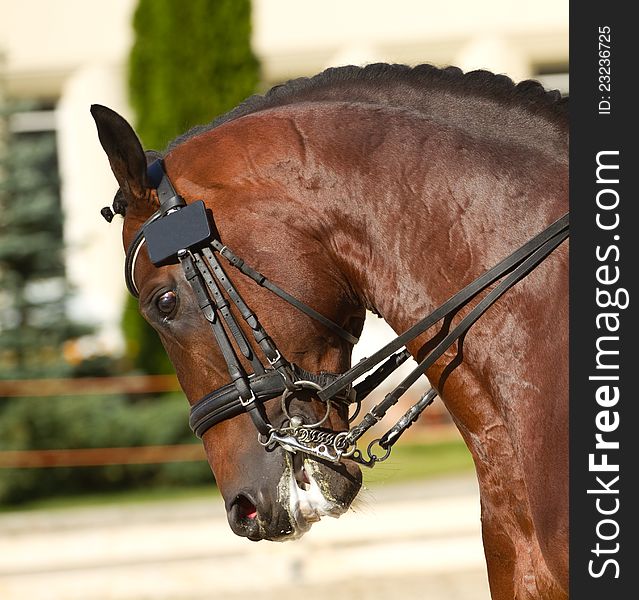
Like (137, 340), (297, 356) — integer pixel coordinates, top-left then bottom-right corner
(274, 453), (352, 541)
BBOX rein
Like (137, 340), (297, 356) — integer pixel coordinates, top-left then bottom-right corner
(108, 159), (569, 468)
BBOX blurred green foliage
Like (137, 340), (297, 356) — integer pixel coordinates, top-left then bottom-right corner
(0, 394), (211, 505)
(0, 104), (89, 378)
(129, 0), (259, 151)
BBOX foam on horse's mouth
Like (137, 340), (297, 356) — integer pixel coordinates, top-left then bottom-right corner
(277, 453), (346, 540)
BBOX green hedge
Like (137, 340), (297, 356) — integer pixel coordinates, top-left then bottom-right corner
(129, 0), (259, 151)
(0, 394), (211, 505)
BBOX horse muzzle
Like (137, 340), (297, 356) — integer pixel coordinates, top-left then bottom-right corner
(225, 450), (362, 542)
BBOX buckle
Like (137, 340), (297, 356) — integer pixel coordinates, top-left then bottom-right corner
(267, 349), (282, 366)
(239, 388), (256, 408)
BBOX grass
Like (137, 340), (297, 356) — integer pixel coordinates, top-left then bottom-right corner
(363, 437), (475, 486)
(0, 437), (474, 514)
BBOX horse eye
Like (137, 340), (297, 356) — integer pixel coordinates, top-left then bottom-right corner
(157, 290), (177, 314)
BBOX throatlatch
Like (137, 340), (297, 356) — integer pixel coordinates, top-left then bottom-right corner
(107, 159), (569, 468)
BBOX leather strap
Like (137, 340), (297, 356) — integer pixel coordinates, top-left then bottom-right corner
(344, 219), (569, 446)
(189, 365), (352, 438)
(201, 247), (285, 369)
(124, 210), (161, 297)
(193, 252), (265, 375)
(212, 240), (360, 346)
(179, 250), (271, 435)
(318, 213), (569, 402)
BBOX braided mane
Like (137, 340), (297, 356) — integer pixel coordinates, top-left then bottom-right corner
(108, 64), (567, 218)
(169, 63), (568, 153)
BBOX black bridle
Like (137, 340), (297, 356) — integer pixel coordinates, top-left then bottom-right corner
(105, 159), (569, 467)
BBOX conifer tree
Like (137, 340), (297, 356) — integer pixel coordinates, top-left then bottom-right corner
(130, 0), (259, 150)
(124, 0), (259, 373)
(0, 100), (85, 378)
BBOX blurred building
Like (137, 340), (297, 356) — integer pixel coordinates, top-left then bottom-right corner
(0, 0), (568, 363)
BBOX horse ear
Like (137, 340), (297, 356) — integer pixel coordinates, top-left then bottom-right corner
(90, 104), (149, 204)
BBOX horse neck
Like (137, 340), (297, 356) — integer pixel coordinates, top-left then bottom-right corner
(171, 101), (568, 351)
(306, 112), (569, 343)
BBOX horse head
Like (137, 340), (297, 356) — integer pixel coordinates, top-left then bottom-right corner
(91, 104), (364, 541)
(91, 62), (570, 596)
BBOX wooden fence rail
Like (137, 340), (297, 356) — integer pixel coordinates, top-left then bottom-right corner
(0, 445), (206, 469)
(0, 374), (181, 397)
(0, 375), (195, 469)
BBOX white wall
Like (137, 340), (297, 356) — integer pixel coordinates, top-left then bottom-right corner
(56, 64), (132, 354)
(253, 0), (568, 82)
(1, 0), (134, 98)
(1, 0), (136, 354)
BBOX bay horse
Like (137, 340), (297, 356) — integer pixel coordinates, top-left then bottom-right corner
(92, 63), (568, 599)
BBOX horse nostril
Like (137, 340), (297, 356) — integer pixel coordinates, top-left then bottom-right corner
(233, 493), (258, 521)
(227, 493), (264, 540)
